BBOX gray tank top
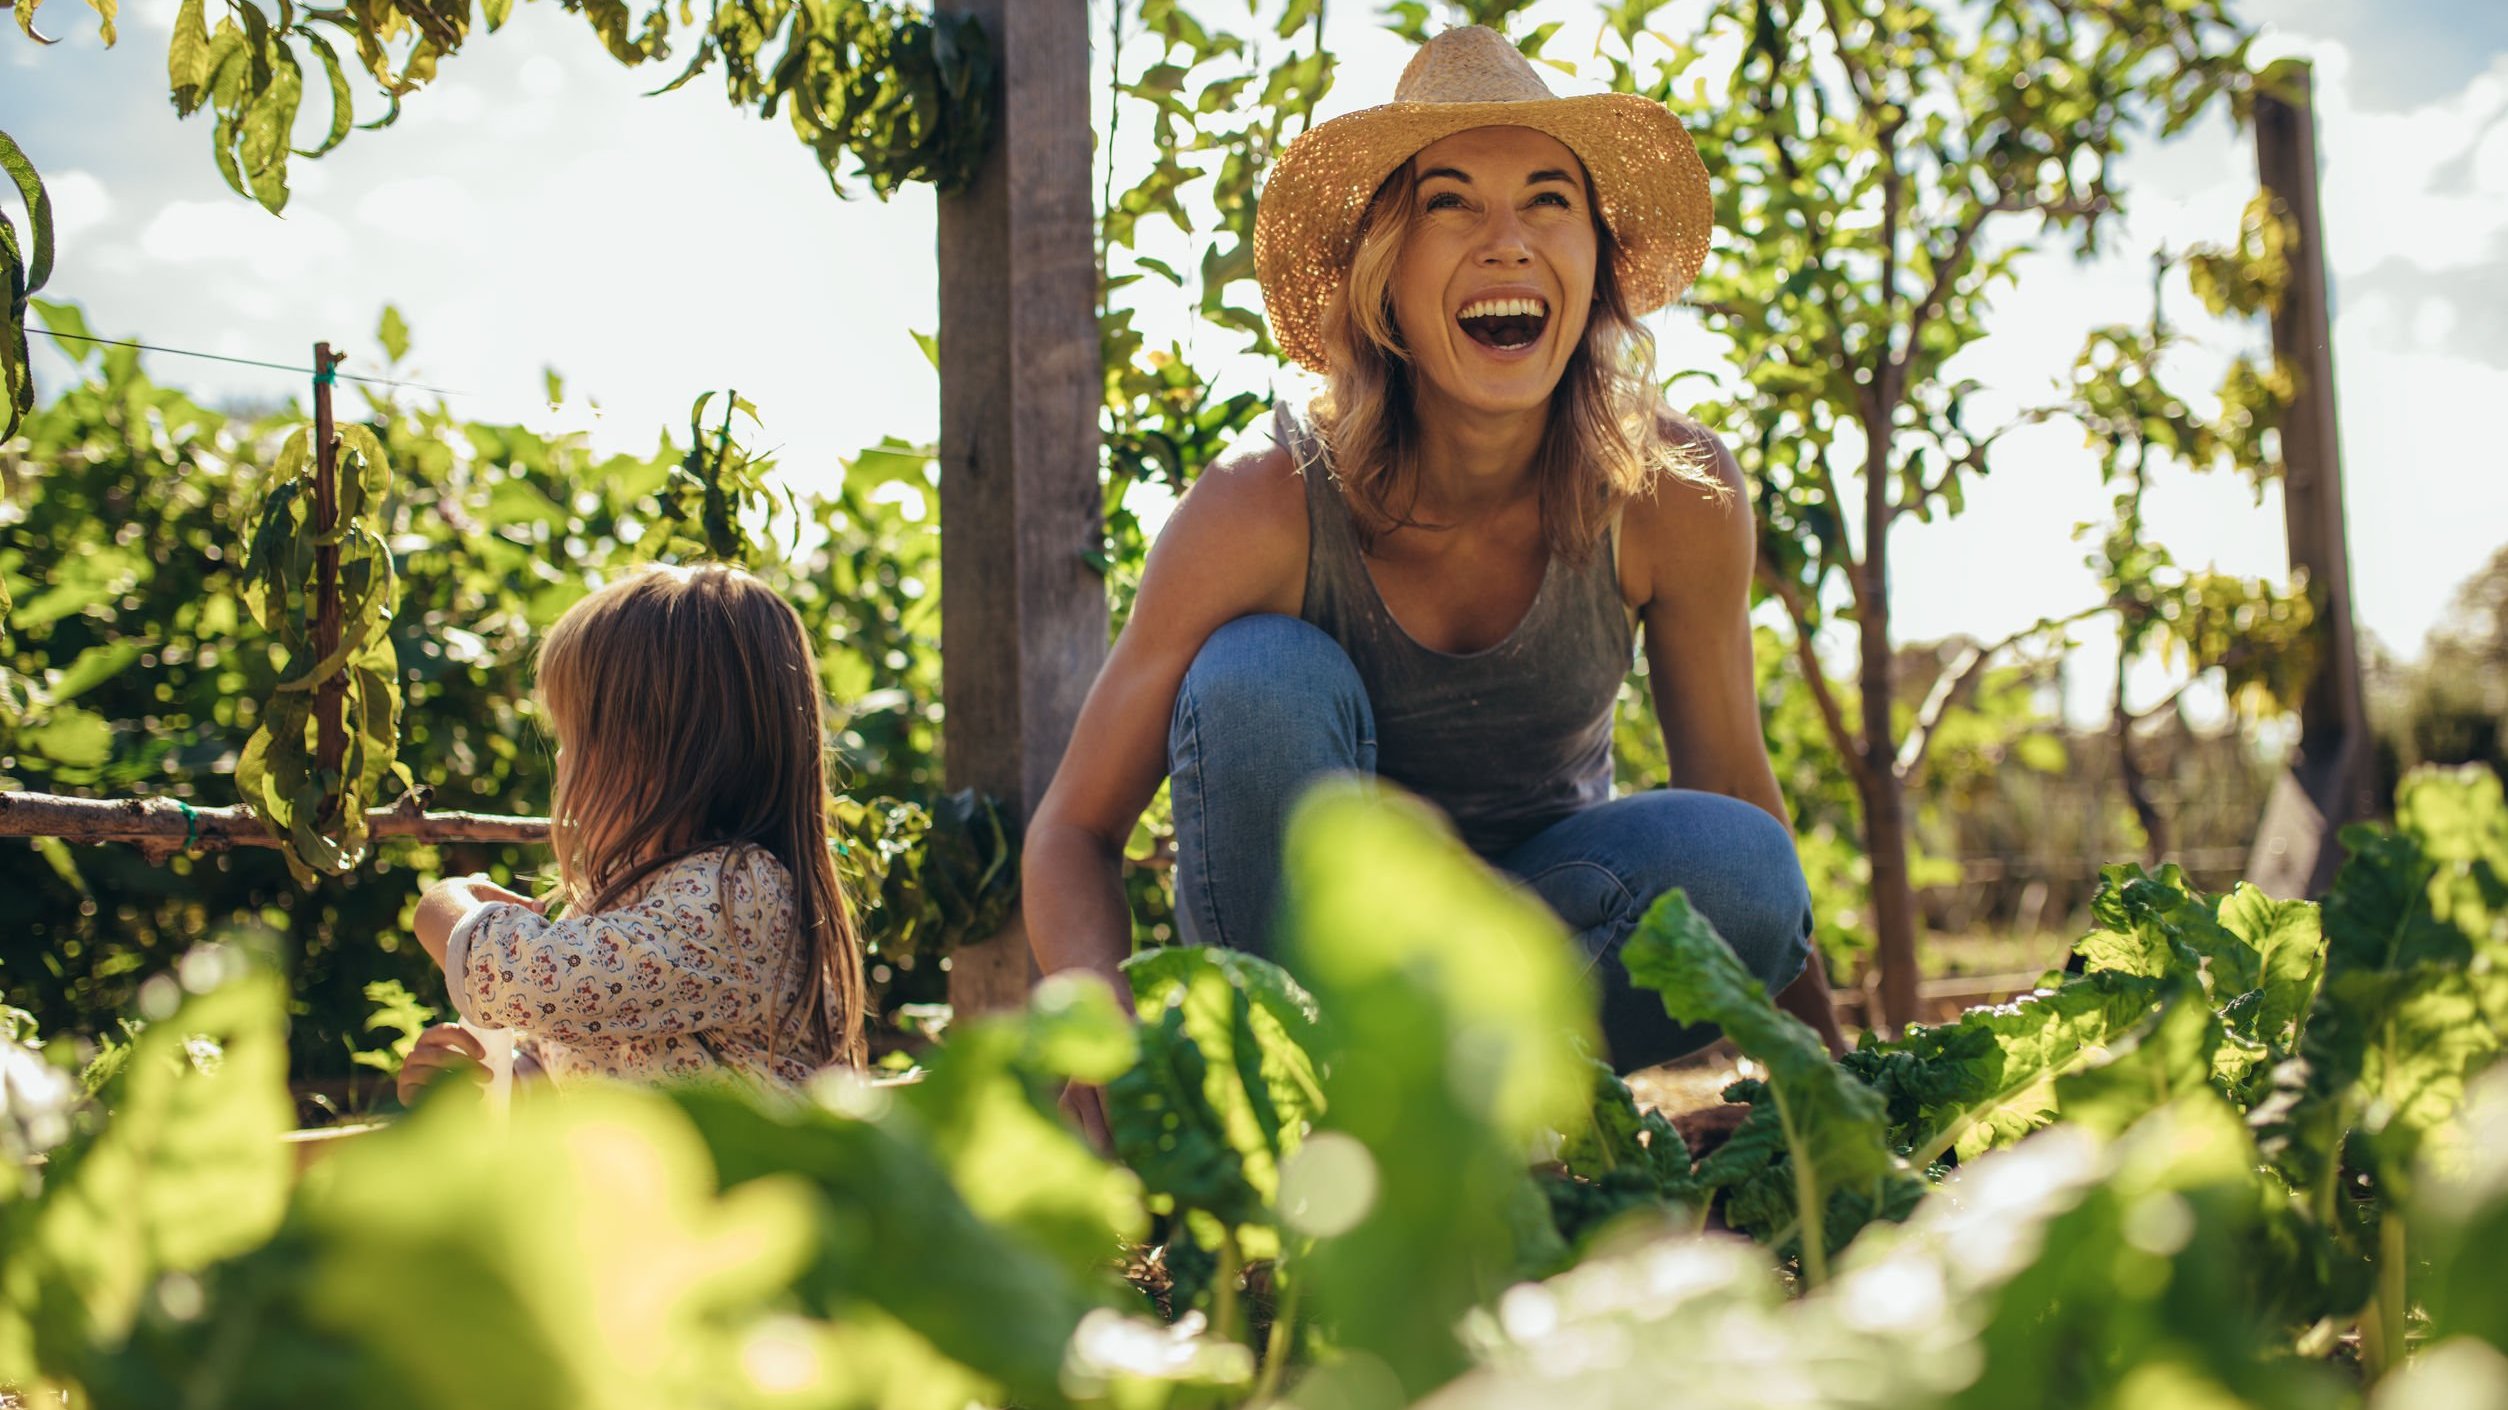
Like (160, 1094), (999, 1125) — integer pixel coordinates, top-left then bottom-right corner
(1278, 403), (1636, 858)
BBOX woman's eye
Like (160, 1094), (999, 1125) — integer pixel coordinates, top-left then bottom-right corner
(1532, 191), (1572, 208)
(1424, 191), (1465, 211)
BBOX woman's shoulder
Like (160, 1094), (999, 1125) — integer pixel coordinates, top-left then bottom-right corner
(1619, 410), (1753, 610)
(1144, 404), (1311, 614)
(1184, 408), (1310, 521)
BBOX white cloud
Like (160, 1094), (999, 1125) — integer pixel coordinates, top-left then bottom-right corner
(136, 198), (349, 275)
(43, 168), (111, 244)
(353, 175), (488, 251)
(2252, 37), (2508, 277)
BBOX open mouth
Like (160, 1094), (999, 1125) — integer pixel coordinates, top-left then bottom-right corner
(1456, 295), (1549, 351)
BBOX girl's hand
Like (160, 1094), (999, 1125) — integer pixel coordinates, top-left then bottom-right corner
(413, 875), (546, 966)
(396, 1024), (487, 1108)
(455, 876), (546, 913)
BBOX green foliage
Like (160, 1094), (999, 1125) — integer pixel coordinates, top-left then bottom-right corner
(344, 978), (435, 1080)
(1277, 783), (1592, 1405)
(1624, 890), (1915, 1280)
(32, 0), (991, 214)
(0, 309), (966, 1076)
(0, 946), (293, 1388)
(234, 420), (408, 885)
(7, 769), (2508, 1406)
(833, 788), (1019, 977)
(0, 128), (51, 454)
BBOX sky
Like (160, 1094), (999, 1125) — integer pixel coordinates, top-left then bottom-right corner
(4, 0), (2506, 726)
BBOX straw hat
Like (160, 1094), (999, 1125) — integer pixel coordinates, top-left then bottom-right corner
(1253, 25), (1714, 374)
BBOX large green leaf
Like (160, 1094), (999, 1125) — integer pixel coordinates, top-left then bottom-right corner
(0, 954), (294, 1385)
(1119, 944), (1324, 1229)
(1624, 889), (1910, 1278)
(669, 1081), (1102, 1410)
(1277, 783), (1594, 1407)
(1857, 969), (2171, 1166)
(897, 987), (1148, 1279)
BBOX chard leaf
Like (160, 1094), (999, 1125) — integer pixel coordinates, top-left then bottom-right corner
(1278, 783), (1594, 1405)
(898, 997), (1149, 1279)
(2054, 983), (2224, 1139)
(1623, 889), (1909, 1281)
(1122, 943), (1324, 1217)
(2215, 883), (2325, 1051)
(1872, 969), (2171, 1166)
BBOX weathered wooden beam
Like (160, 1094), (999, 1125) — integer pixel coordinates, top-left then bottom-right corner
(934, 0), (1107, 1016)
(0, 790), (547, 862)
(2246, 59), (2379, 899)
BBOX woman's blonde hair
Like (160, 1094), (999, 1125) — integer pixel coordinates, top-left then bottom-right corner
(534, 563), (866, 1070)
(1310, 158), (1722, 563)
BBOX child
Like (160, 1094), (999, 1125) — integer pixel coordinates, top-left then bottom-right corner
(403, 563), (867, 1102)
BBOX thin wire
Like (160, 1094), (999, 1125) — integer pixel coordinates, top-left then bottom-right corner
(33, 328), (474, 397)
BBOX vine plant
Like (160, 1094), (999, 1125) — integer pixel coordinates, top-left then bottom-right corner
(234, 381), (408, 883)
(8, 0), (990, 213)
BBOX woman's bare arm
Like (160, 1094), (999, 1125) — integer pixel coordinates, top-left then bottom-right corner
(1021, 436), (1310, 1005)
(1628, 424), (1849, 1054)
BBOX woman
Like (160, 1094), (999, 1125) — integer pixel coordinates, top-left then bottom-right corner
(1024, 27), (1843, 1133)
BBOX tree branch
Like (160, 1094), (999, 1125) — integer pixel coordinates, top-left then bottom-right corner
(1898, 201), (1994, 376)
(0, 791), (548, 864)
(1757, 562), (1875, 798)
(1894, 603), (2106, 781)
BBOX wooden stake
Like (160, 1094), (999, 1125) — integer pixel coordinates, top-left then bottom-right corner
(935, 0), (1104, 1018)
(2245, 61), (2377, 899)
(311, 341), (347, 816)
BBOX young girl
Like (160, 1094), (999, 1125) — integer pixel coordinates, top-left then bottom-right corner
(402, 563), (867, 1102)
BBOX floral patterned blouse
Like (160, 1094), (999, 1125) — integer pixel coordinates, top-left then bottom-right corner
(444, 844), (831, 1090)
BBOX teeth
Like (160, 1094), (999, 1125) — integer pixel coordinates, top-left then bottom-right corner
(1459, 296), (1547, 321)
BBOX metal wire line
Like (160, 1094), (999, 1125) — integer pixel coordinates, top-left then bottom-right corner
(33, 328), (474, 397)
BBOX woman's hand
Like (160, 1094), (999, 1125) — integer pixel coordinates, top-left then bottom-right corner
(1060, 1081), (1114, 1154)
(396, 1024), (486, 1107)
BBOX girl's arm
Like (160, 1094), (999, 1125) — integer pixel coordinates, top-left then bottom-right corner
(413, 875), (542, 968)
(1628, 424), (1848, 1055)
(437, 855), (782, 1045)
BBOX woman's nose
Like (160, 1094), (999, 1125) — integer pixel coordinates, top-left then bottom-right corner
(1476, 208), (1534, 265)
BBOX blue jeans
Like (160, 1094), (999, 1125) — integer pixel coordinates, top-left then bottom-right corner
(1166, 614), (1816, 1073)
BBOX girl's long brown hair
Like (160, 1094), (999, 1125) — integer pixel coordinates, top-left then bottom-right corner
(534, 563), (866, 1069)
(1311, 159), (1724, 565)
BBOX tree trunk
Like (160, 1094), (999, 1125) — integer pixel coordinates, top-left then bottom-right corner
(1859, 543), (1920, 1035)
(2114, 654), (2170, 867)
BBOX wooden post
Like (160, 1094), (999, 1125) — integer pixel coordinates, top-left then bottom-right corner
(935, 0), (1106, 1016)
(2246, 60), (2378, 899)
(311, 341), (347, 816)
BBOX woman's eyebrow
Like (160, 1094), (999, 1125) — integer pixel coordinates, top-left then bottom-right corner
(1526, 168), (1578, 187)
(1418, 165), (1472, 184)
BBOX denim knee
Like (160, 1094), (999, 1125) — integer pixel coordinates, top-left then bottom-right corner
(1170, 614), (1373, 763)
(1598, 792), (1812, 994)
(1684, 798), (1816, 993)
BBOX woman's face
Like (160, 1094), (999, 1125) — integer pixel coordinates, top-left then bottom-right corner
(1387, 125), (1600, 421)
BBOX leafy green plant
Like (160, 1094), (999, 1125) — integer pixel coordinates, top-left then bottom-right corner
(0, 128), (50, 454)
(344, 978), (436, 1083)
(233, 418), (408, 884)
(13, 0), (990, 212)
(6, 767), (2508, 1407)
(1623, 892), (1917, 1282)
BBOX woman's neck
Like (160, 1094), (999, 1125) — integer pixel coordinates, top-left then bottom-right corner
(1405, 385), (1547, 524)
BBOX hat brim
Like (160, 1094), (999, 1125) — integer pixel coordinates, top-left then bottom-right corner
(1248, 93), (1715, 373)
(1253, 92), (1714, 374)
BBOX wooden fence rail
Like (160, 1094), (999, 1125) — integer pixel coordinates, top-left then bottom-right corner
(0, 790), (547, 862)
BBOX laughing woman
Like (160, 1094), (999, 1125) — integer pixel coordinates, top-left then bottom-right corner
(1025, 26), (1843, 1132)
